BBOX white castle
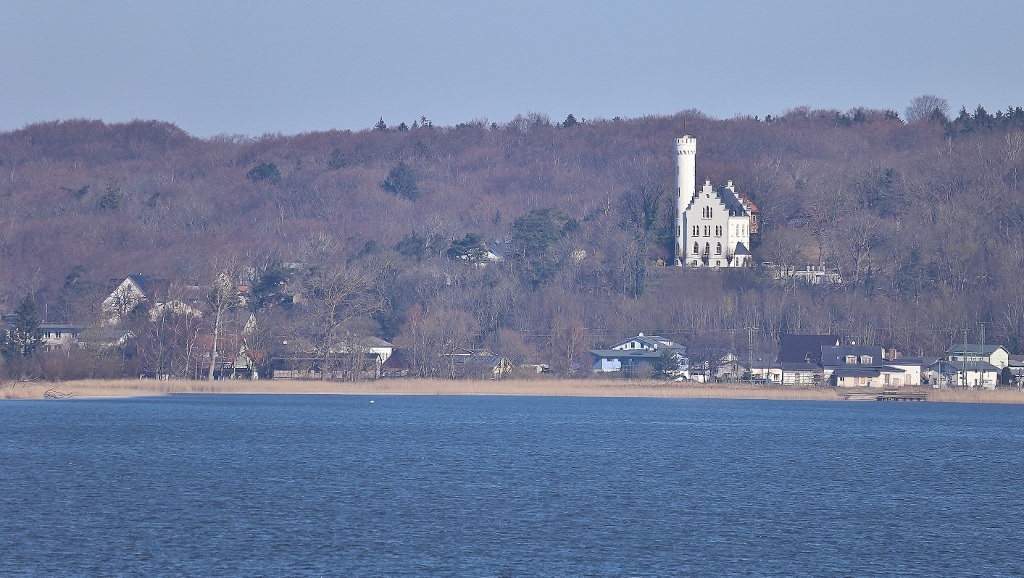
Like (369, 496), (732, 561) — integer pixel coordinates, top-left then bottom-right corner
(674, 135), (757, 267)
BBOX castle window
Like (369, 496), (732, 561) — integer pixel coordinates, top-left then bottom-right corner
(693, 242), (699, 254)
(704, 225), (710, 236)
(692, 225), (699, 237)
(715, 242), (722, 255)
(704, 242), (710, 255)
(715, 225), (722, 237)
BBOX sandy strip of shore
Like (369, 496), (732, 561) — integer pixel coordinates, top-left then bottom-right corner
(3, 378), (1024, 404)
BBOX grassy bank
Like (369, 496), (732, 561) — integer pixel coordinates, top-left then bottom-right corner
(3, 378), (1024, 404)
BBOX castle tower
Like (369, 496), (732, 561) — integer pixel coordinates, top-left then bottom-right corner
(674, 136), (696, 266)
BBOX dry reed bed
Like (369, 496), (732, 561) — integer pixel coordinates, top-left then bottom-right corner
(2, 379), (1024, 404)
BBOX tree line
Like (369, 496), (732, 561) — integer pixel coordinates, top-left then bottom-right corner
(2, 98), (1024, 380)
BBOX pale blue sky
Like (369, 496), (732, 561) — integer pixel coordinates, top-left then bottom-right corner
(2, 0), (1021, 137)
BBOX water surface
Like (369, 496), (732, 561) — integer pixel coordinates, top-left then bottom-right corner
(1, 395), (1022, 576)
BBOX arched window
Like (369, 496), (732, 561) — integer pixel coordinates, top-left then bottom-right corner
(708, 208), (713, 218)
(693, 242), (699, 254)
(716, 242), (722, 255)
(704, 225), (710, 236)
(704, 242), (710, 255)
(715, 225), (722, 237)
(692, 225), (699, 237)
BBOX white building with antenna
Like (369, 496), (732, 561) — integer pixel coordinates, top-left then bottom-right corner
(674, 136), (757, 267)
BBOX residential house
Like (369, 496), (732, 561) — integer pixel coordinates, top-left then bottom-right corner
(778, 335), (840, 365)
(747, 353), (782, 383)
(779, 362), (822, 385)
(946, 344), (1009, 369)
(381, 350), (411, 378)
(883, 356), (937, 387)
(270, 336), (395, 380)
(39, 323), (86, 353)
(821, 345), (907, 388)
(715, 352), (743, 380)
(363, 336), (395, 367)
(101, 275), (171, 326)
(771, 335), (840, 386)
(926, 343), (1009, 389)
(590, 333), (689, 377)
(1006, 354), (1024, 385)
(449, 348), (514, 379)
(928, 360), (999, 389)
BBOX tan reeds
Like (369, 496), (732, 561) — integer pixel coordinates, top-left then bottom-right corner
(3, 378), (1024, 404)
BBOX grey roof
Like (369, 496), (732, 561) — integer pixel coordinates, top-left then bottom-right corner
(733, 242), (751, 256)
(946, 344), (1006, 355)
(609, 334), (686, 354)
(40, 323), (87, 331)
(590, 349), (663, 361)
(931, 360), (1000, 372)
(777, 335), (840, 364)
(746, 353), (779, 369)
(717, 187), (749, 217)
(115, 275), (171, 300)
(821, 346), (885, 367)
(363, 336), (394, 348)
(887, 356), (939, 367)
(780, 362), (821, 372)
(831, 366), (905, 378)
(831, 367), (883, 378)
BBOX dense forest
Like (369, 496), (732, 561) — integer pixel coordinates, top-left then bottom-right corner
(3, 96), (1024, 379)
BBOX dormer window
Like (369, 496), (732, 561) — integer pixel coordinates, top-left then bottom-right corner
(845, 355), (857, 364)
(861, 355), (873, 364)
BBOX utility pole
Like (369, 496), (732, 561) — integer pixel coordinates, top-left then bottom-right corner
(746, 325), (757, 385)
(729, 328), (737, 381)
(963, 327), (969, 389)
(980, 321), (987, 387)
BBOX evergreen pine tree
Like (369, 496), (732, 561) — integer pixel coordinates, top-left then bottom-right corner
(4, 294), (43, 359)
(381, 161), (419, 200)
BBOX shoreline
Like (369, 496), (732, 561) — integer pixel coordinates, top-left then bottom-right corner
(2, 378), (1024, 404)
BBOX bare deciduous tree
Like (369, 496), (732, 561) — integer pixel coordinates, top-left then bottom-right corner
(905, 95), (950, 123)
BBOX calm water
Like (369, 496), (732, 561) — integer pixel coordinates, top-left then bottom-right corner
(1, 395), (1023, 577)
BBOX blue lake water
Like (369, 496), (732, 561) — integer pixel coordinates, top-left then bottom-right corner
(1, 395), (1023, 576)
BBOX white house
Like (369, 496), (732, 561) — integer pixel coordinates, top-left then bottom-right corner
(820, 345), (910, 388)
(101, 275), (171, 326)
(883, 357), (935, 387)
(674, 136), (756, 268)
(946, 344), (1009, 369)
(929, 360), (999, 389)
(39, 323), (86, 353)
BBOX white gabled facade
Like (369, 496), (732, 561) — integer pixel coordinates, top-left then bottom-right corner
(674, 136), (754, 268)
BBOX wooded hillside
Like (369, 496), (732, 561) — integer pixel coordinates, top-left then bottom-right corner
(2, 102), (1024, 376)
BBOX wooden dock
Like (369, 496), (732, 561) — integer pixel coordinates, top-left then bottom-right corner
(877, 390), (928, 402)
